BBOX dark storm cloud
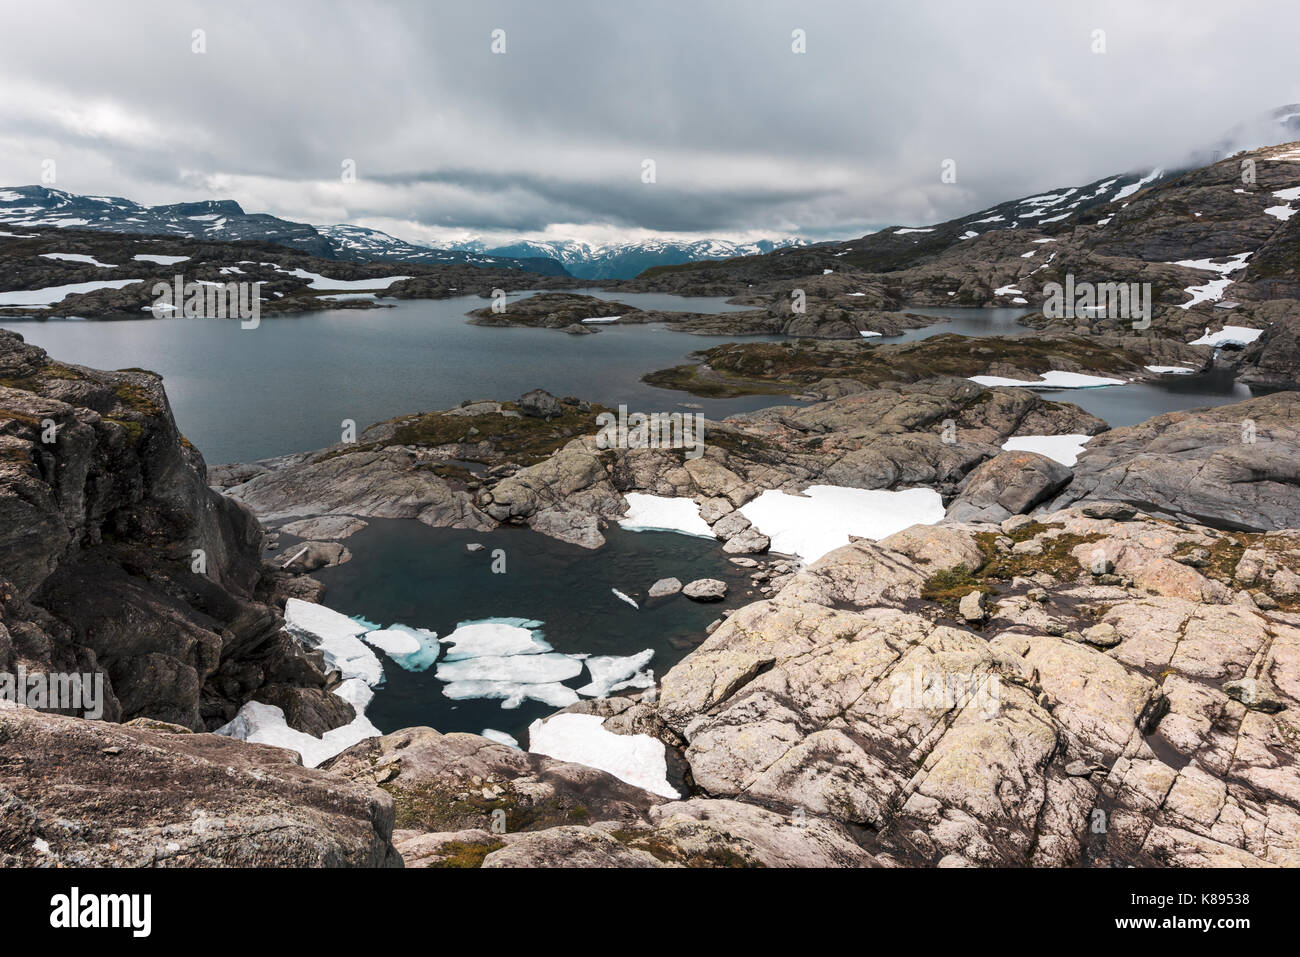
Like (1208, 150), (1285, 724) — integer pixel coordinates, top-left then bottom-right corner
(1, 0), (1298, 243)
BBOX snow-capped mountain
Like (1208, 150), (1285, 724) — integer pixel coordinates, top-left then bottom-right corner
(0, 187), (569, 275)
(460, 237), (807, 279)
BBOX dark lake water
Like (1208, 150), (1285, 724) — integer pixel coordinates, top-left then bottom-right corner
(878, 306), (1266, 428)
(310, 519), (752, 744)
(1, 296), (1268, 459)
(0, 288), (783, 464)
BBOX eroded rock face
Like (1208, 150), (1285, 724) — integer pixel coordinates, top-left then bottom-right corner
(946, 450), (1072, 523)
(0, 705), (400, 867)
(1045, 391), (1300, 530)
(0, 331), (338, 732)
(650, 511), (1300, 867)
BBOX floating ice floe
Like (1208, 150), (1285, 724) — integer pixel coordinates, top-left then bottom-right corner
(1145, 365), (1196, 375)
(612, 588), (639, 609)
(1000, 434), (1091, 467)
(41, 252), (117, 267)
(1189, 325), (1264, 347)
(133, 254), (190, 265)
(740, 485), (944, 563)
(577, 649), (655, 698)
(363, 623), (440, 671)
(969, 371), (1126, 389)
(0, 278), (147, 306)
(528, 713), (679, 798)
(282, 598), (384, 686)
(436, 618), (581, 710)
(618, 493), (713, 537)
(440, 617), (551, 659)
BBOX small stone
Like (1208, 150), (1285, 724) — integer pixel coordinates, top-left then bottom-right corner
(466, 543), (486, 553)
(1065, 760), (1092, 777)
(1254, 591), (1279, 610)
(1081, 623), (1121, 648)
(683, 579), (727, 601)
(648, 577), (682, 598)
(959, 590), (985, 623)
(1222, 678), (1285, 713)
(1000, 514), (1036, 535)
(1174, 547), (1211, 568)
(1081, 502), (1136, 521)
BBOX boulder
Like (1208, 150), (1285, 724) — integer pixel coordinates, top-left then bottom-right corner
(519, 389), (563, 419)
(683, 578), (727, 601)
(946, 450), (1073, 524)
(648, 577), (683, 598)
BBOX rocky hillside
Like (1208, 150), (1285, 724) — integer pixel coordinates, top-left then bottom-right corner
(622, 137), (1300, 347)
(0, 330), (348, 732)
(0, 226), (580, 319)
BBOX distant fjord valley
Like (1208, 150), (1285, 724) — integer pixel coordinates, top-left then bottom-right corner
(3, 105), (1300, 870)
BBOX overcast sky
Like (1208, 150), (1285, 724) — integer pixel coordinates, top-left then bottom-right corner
(1, 0), (1298, 246)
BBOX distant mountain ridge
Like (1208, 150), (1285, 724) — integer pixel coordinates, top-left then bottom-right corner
(0, 186), (570, 276)
(0, 186), (806, 280)
(446, 237), (808, 279)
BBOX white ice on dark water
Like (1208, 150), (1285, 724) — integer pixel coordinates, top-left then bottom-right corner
(577, 649), (655, 698)
(363, 623), (440, 671)
(618, 493), (714, 537)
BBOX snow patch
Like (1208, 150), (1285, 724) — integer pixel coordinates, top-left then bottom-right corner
(969, 371), (1126, 389)
(528, 713), (679, 798)
(740, 485), (944, 563)
(1000, 434), (1090, 467)
(618, 493), (713, 537)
